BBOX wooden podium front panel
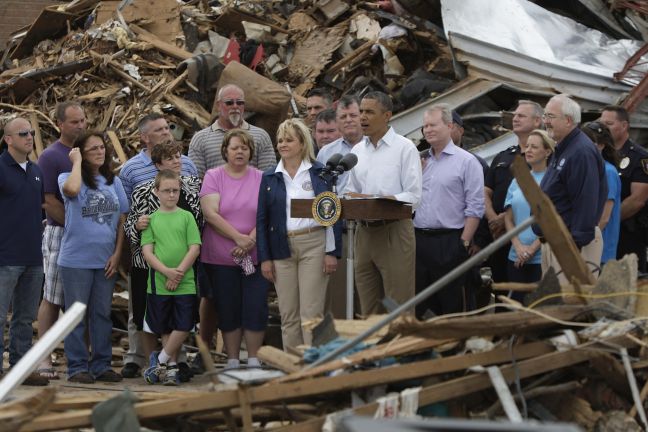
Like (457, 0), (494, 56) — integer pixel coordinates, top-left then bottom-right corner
(291, 198), (412, 220)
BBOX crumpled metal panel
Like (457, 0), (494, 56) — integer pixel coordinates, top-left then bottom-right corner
(441, 0), (648, 86)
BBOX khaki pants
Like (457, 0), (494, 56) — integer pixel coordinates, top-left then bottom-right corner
(541, 227), (603, 285)
(273, 230), (329, 350)
(355, 219), (415, 315)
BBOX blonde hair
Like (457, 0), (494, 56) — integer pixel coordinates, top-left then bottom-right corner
(528, 129), (556, 153)
(277, 118), (314, 162)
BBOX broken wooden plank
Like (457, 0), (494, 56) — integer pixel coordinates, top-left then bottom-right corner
(28, 110), (44, 158)
(105, 130), (128, 165)
(130, 24), (192, 61)
(98, 100), (118, 132)
(511, 156), (594, 285)
(275, 344), (603, 432)
(389, 305), (589, 340)
(276, 335), (453, 383)
(20, 341), (551, 431)
(257, 346), (301, 373)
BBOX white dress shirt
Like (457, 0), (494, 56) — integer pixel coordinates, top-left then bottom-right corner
(275, 159), (335, 252)
(316, 137), (362, 193)
(343, 127), (422, 210)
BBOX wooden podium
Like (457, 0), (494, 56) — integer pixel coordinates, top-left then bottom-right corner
(291, 197), (414, 319)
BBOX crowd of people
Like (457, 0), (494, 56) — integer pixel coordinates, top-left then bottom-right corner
(1, 83), (647, 387)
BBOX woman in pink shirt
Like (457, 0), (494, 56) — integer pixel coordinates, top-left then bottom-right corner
(199, 130), (267, 370)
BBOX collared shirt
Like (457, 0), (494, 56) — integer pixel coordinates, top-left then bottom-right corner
(316, 137), (360, 193)
(119, 149), (197, 204)
(0, 151), (44, 266)
(413, 142), (484, 229)
(188, 120), (277, 178)
(539, 128), (607, 248)
(343, 127), (422, 209)
(485, 145), (522, 214)
(275, 159), (334, 252)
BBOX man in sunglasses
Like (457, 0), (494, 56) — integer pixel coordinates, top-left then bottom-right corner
(188, 84), (277, 178)
(0, 117), (49, 386)
(36, 101), (86, 379)
(600, 105), (648, 273)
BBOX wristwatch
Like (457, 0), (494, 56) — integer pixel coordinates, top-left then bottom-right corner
(462, 239), (471, 249)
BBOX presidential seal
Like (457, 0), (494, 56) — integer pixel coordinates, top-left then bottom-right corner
(312, 191), (341, 226)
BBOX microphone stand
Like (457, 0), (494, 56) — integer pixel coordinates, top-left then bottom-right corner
(325, 171), (355, 320)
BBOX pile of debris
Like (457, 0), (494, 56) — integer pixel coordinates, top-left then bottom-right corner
(6, 300), (648, 431)
(4, 0), (644, 162)
(0, 0), (458, 161)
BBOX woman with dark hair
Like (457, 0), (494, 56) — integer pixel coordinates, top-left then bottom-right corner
(583, 122), (621, 265)
(257, 119), (342, 351)
(58, 131), (129, 383)
(124, 141), (201, 376)
(200, 129), (267, 369)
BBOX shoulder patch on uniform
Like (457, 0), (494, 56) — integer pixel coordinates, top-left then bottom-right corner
(642, 159), (648, 175)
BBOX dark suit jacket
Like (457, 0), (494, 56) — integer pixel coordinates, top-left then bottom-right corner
(257, 160), (342, 262)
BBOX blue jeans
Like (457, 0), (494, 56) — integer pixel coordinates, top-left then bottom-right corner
(60, 267), (115, 378)
(0, 266), (43, 371)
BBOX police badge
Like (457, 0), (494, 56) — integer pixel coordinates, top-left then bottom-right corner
(312, 191), (341, 226)
(620, 157), (630, 170)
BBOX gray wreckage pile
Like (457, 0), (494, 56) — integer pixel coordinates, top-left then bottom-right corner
(3, 1), (648, 431)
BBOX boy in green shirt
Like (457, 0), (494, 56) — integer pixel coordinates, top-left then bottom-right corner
(141, 170), (201, 385)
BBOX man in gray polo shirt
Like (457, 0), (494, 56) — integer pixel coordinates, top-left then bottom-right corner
(188, 84), (277, 178)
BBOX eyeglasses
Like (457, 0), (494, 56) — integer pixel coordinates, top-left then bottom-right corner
(223, 100), (245, 107)
(8, 130), (35, 138)
(158, 188), (180, 195)
(542, 113), (563, 120)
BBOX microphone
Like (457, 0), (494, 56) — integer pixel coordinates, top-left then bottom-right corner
(333, 153), (358, 175)
(324, 153), (343, 172)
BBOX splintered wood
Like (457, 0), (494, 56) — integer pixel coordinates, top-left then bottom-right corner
(7, 305), (648, 431)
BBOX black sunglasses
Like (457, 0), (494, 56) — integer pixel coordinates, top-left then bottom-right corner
(223, 100), (245, 106)
(8, 130), (36, 138)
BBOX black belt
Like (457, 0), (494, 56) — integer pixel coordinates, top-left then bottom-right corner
(358, 219), (398, 228)
(415, 227), (461, 236)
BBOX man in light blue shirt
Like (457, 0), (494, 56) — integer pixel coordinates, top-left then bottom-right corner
(120, 113), (197, 203)
(317, 95), (364, 193)
(414, 103), (484, 318)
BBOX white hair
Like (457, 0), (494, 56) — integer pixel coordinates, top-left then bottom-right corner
(550, 94), (581, 124)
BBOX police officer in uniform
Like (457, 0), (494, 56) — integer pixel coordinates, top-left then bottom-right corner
(485, 100), (543, 282)
(601, 105), (648, 272)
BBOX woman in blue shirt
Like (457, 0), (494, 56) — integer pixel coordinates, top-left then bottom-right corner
(58, 131), (129, 384)
(582, 122), (621, 267)
(504, 130), (555, 297)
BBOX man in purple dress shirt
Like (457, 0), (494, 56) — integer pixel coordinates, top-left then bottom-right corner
(414, 103), (485, 318)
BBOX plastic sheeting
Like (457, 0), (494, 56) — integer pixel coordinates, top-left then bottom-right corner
(441, 0), (647, 85)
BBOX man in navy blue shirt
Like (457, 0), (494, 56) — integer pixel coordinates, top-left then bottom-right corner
(538, 95), (607, 280)
(0, 117), (47, 385)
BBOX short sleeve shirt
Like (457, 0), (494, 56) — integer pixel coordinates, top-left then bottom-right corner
(38, 140), (72, 226)
(200, 166), (262, 265)
(504, 171), (545, 264)
(57, 175), (129, 268)
(141, 208), (201, 295)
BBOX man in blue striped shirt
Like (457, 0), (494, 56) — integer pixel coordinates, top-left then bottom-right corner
(119, 113), (197, 204)
(118, 112), (197, 379)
